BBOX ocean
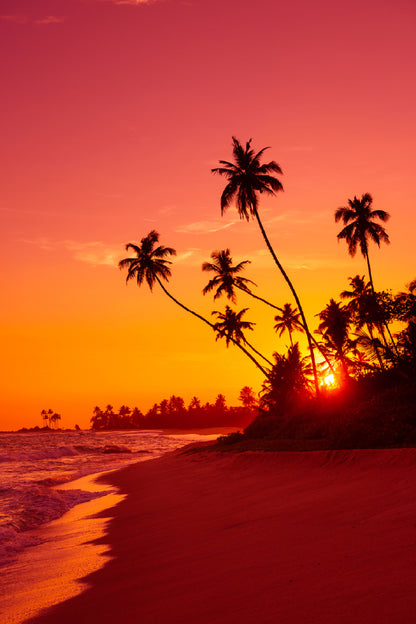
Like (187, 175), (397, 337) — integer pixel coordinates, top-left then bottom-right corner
(0, 429), (218, 567)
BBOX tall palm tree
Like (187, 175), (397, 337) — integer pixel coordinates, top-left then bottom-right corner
(335, 193), (390, 293)
(119, 231), (269, 377)
(212, 137), (319, 393)
(212, 306), (272, 366)
(273, 303), (304, 347)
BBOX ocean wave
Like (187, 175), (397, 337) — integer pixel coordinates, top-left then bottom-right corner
(0, 443), (134, 463)
(0, 484), (110, 566)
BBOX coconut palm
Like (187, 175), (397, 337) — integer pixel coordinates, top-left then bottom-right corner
(212, 137), (319, 393)
(202, 248), (285, 312)
(335, 193), (390, 293)
(212, 306), (272, 366)
(341, 275), (385, 369)
(202, 249), (256, 303)
(273, 303), (304, 347)
(119, 231), (269, 377)
(47, 408), (53, 428)
(260, 344), (313, 412)
(41, 409), (48, 427)
(315, 299), (352, 380)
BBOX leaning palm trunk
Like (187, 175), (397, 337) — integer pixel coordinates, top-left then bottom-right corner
(253, 209), (320, 393)
(243, 339), (273, 367)
(155, 277), (270, 378)
(365, 251), (398, 357)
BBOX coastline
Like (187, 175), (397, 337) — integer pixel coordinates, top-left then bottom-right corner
(24, 445), (416, 623)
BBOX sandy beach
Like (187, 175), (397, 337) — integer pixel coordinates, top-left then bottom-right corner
(26, 446), (416, 623)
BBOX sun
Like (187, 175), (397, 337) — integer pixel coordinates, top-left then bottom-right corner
(323, 373), (336, 387)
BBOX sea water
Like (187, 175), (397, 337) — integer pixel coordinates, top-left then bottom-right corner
(0, 429), (216, 566)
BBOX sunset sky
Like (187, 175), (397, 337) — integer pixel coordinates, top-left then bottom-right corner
(1, 0), (415, 430)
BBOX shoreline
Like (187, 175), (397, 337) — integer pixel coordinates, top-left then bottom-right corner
(24, 446), (416, 623)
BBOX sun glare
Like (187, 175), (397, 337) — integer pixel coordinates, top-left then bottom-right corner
(321, 373), (337, 389)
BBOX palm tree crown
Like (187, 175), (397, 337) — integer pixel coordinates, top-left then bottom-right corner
(212, 137), (283, 221)
(202, 249), (255, 303)
(273, 303), (304, 347)
(335, 193), (390, 291)
(118, 230), (176, 290)
(212, 306), (255, 347)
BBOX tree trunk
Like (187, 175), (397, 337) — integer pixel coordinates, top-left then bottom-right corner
(253, 209), (320, 394)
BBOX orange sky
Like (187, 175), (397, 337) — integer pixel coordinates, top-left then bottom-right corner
(1, 0), (415, 430)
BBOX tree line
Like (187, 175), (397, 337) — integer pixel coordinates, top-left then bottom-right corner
(90, 387), (257, 430)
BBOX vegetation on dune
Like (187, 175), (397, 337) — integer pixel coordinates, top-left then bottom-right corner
(116, 136), (415, 447)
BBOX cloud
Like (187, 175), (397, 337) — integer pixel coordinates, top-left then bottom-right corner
(1, 14), (66, 25)
(21, 238), (121, 267)
(114, 0), (153, 4)
(0, 15), (28, 24)
(35, 16), (66, 25)
(175, 220), (236, 234)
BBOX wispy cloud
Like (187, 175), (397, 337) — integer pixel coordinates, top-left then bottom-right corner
(35, 15), (66, 25)
(21, 238), (121, 267)
(0, 14), (28, 24)
(1, 14), (66, 25)
(175, 220), (236, 234)
(114, 0), (153, 4)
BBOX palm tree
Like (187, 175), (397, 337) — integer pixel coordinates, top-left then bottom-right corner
(51, 413), (61, 429)
(119, 231), (270, 377)
(335, 193), (390, 293)
(260, 344), (313, 412)
(341, 275), (385, 369)
(47, 408), (53, 428)
(212, 137), (319, 393)
(202, 249), (256, 303)
(41, 409), (48, 428)
(316, 299), (352, 380)
(212, 306), (272, 366)
(273, 303), (304, 347)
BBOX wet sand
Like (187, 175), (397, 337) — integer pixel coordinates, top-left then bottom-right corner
(25, 447), (416, 623)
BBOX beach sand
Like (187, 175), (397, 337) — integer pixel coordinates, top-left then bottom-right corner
(27, 446), (416, 623)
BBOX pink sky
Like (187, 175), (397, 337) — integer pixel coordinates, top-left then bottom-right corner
(1, 0), (415, 430)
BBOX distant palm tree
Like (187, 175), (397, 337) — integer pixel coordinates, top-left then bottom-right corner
(51, 413), (61, 429)
(212, 306), (272, 367)
(212, 137), (319, 393)
(47, 409), (53, 428)
(41, 409), (48, 427)
(273, 303), (304, 347)
(335, 193), (390, 293)
(119, 231), (269, 377)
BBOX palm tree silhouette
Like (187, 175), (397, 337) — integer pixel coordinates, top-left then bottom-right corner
(273, 303), (304, 347)
(316, 299), (352, 380)
(340, 275), (385, 369)
(202, 249), (256, 303)
(212, 137), (319, 393)
(335, 193), (390, 293)
(119, 231), (270, 377)
(212, 305), (272, 367)
(202, 248), (285, 312)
